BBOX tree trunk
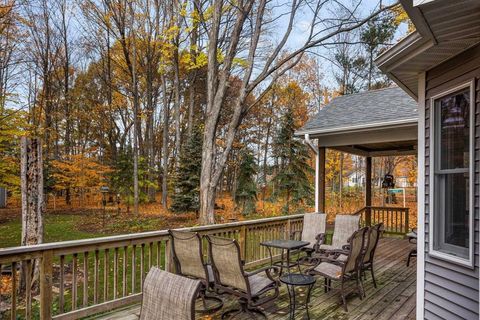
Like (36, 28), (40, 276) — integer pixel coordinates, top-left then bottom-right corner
(161, 76), (169, 209)
(20, 137), (44, 293)
(130, 3), (139, 215)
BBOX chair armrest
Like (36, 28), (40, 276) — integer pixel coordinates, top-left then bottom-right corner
(246, 266), (279, 282)
(290, 230), (301, 240)
(312, 233), (326, 251)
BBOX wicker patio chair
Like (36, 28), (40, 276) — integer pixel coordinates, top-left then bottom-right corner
(317, 214), (360, 252)
(140, 267), (201, 320)
(291, 212), (327, 255)
(168, 229), (223, 313)
(307, 227), (368, 312)
(206, 235), (280, 319)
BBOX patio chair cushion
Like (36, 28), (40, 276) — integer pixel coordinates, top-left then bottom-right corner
(336, 254), (348, 262)
(313, 262), (342, 279)
(249, 274), (275, 296)
(318, 244), (339, 251)
(140, 267), (201, 320)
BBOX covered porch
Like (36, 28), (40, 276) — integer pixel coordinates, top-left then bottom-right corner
(296, 87), (418, 234)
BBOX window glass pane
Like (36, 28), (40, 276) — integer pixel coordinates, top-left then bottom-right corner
(435, 88), (470, 170)
(434, 173), (469, 258)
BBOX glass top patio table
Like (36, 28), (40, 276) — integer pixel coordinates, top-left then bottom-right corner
(260, 240), (310, 275)
(260, 240), (310, 250)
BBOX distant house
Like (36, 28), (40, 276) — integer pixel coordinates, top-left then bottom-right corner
(345, 169), (365, 188)
(394, 176), (410, 188)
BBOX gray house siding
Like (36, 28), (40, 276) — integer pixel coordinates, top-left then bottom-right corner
(423, 44), (480, 320)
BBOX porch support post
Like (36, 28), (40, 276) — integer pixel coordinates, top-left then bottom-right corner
(304, 134), (326, 213)
(317, 147), (326, 213)
(365, 156), (372, 226)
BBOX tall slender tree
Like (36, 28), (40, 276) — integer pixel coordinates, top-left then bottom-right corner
(272, 107), (314, 214)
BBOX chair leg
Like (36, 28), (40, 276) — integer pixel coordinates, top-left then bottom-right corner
(221, 298), (266, 319)
(407, 249), (417, 267)
(197, 293), (224, 314)
(340, 280), (348, 312)
(324, 277), (328, 293)
(356, 271), (364, 299)
(370, 266), (377, 288)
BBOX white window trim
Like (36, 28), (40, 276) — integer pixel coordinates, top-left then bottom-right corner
(428, 80), (475, 268)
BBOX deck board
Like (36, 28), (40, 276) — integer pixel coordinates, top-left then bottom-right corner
(91, 237), (416, 319)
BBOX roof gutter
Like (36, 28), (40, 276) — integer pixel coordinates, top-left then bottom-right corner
(304, 134), (319, 154)
(296, 117), (418, 137)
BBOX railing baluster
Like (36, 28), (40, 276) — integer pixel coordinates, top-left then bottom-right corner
(83, 252), (89, 307)
(156, 241), (161, 267)
(405, 208), (410, 233)
(148, 242), (153, 270)
(94, 250), (99, 304)
(122, 246), (127, 297)
(72, 253), (78, 310)
(59, 255), (65, 313)
(113, 248), (118, 299)
(132, 245), (137, 293)
(25, 259), (32, 320)
(11, 261), (16, 320)
(140, 244), (145, 290)
(104, 249), (109, 301)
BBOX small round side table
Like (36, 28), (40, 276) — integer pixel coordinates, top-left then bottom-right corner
(280, 273), (316, 320)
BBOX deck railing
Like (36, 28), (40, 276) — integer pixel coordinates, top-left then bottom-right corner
(0, 214), (304, 320)
(356, 206), (410, 234)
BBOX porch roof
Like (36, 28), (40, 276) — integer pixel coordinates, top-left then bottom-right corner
(296, 87), (418, 157)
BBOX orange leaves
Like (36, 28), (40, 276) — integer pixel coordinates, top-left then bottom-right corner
(51, 153), (112, 192)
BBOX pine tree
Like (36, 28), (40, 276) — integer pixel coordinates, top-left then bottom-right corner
(272, 107), (314, 214)
(170, 127), (203, 213)
(235, 148), (257, 215)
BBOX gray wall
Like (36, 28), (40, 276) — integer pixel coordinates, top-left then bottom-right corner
(424, 44), (480, 319)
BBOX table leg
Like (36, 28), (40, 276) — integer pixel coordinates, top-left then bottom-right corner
(286, 249), (290, 275)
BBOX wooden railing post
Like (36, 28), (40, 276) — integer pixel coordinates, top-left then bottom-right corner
(165, 239), (174, 272)
(40, 250), (53, 320)
(239, 225), (246, 261)
(365, 156), (372, 227)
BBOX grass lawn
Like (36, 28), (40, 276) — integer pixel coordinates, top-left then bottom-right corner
(0, 214), (108, 248)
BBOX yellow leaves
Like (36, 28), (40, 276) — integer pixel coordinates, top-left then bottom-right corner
(233, 57), (249, 69)
(51, 154), (112, 192)
(389, 5), (415, 34)
(180, 51), (208, 71)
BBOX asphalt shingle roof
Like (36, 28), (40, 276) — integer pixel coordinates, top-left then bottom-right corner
(297, 86), (417, 134)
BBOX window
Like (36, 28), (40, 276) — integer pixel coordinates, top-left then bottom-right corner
(430, 81), (474, 267)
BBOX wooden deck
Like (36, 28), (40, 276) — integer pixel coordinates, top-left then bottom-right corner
(93, 237), (416, 320)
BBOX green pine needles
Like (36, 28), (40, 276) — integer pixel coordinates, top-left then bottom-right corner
(272, 107), (314, 214)
(235, 148), (258, 215)
(170, 127), (203, 213)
